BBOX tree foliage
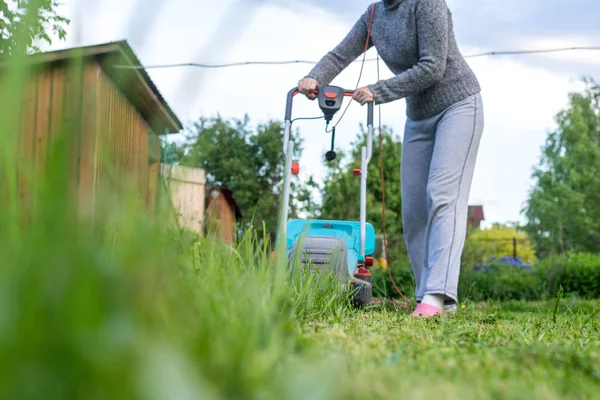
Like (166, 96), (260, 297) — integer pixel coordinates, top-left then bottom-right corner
(318, 125), (408, 265)
(177, 115), (316, 241)
(523, 79), (600, 257)
(0, 0), (69, 55)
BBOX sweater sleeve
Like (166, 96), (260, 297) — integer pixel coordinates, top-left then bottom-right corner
(305, 7), (374, 86)
(368, 0), (449, 104)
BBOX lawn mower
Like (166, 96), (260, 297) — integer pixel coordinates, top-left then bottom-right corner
(278, 85), (376, 307)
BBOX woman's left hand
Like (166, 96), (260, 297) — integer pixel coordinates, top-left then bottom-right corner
(352, 87), (374, 105)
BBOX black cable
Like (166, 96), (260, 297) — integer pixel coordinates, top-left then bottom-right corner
(111, 46), (600, 70)
(329, 126), (336, 151)
(464, 46), (600, 58)
(325, 122), (333, 134)
(112, 60), (321, 69)
(290, 115), (324, 125)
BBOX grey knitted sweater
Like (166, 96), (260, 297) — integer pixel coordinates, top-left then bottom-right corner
(305, 0), (480, 121)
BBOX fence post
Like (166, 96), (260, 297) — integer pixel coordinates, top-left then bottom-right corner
(513, 238), (517, 259)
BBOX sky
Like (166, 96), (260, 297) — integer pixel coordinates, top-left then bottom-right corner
(45, 0), (600, 228)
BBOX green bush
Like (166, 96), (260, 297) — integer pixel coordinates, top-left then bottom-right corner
(371, 263), (416, 301)
(371, 252), (600, 302)
(459, 259), (544, 302)
(458, 253), (600, 302)
(537, 252), (600, 299)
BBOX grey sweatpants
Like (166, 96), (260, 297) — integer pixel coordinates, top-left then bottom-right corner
(401, 93), (484, 304)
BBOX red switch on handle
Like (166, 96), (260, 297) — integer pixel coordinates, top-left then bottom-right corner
(291, 162), (300, 175)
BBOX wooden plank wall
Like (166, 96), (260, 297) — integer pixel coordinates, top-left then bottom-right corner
(13, 62), (97, 218)
(78, 64), (99, 215)
(94, 65), (152, 215)
(4, 60), (158, 222)
(147, 135), (161, 212)
(15, 64), (82, 211)
(166, 164), (206, 235)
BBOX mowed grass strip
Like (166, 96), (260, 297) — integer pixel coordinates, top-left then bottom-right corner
(297, 300), (600, 399)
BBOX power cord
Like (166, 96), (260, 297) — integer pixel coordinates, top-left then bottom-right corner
(325, 2), (376, 131)
(290, 115), (324, 125)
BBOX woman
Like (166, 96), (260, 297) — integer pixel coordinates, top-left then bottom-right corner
(298, 0), (484, 317)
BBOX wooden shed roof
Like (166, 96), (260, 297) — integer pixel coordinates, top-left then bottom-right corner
(0, 40), (182, 134)
(468, 205), (485, 222)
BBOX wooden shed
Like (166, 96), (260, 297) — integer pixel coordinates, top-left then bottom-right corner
(0, 40), (182, 219)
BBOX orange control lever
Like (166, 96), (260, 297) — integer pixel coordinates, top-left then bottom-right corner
(291, 162), (300, 175)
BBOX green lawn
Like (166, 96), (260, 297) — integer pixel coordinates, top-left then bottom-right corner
(0, 151), (597, 399)
(2, 213), (599, 399)
(298, 299), (600, 399)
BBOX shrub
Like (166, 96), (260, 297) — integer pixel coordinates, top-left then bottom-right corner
(537, 252), (600, 299)
(459, 257), (544, 302)
(371, 262), (416, 301)
(462, 225), (536, 267)
(372, 252), (600, 303)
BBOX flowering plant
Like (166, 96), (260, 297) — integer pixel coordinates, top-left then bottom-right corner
(473, 256), (534, 273)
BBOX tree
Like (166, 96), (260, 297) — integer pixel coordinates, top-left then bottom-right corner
(318, 125), (408, 265)
(0, 0), (69, 55)
(178, 115), (316, 242)
(523, 79), (600, 257)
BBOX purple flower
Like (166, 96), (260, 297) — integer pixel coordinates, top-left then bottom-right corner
(473, 256), (535, 274)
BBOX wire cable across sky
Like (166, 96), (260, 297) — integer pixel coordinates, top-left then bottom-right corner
(112, 46), (600, 70)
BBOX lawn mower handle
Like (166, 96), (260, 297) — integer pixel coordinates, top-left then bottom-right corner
(284, 87), (374, 127)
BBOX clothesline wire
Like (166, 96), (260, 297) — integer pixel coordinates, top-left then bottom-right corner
(111, 46), (600, 70)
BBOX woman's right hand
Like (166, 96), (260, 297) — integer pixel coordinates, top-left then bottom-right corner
(298, 78), (318, 100)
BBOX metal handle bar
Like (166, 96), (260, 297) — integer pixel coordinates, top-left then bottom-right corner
(284, 87), (373, 127)
(291, 88), (356, 96)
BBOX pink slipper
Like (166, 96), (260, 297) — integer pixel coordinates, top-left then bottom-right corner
(412, 303), (445, 318)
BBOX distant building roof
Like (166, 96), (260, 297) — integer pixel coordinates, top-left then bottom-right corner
(468, 205), (485, 224)
(0, 40), (182, 135)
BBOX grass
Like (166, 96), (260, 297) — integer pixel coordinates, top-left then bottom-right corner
(299, 299), (600, 399)
(2, 198), (598, 399)
(1, 119), (599, 400)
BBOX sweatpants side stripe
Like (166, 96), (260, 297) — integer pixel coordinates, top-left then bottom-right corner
(443, 95), (478, 296)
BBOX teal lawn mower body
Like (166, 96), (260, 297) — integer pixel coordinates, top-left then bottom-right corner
(285, 220), (376, 278)
(278, 86), (376, 306)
